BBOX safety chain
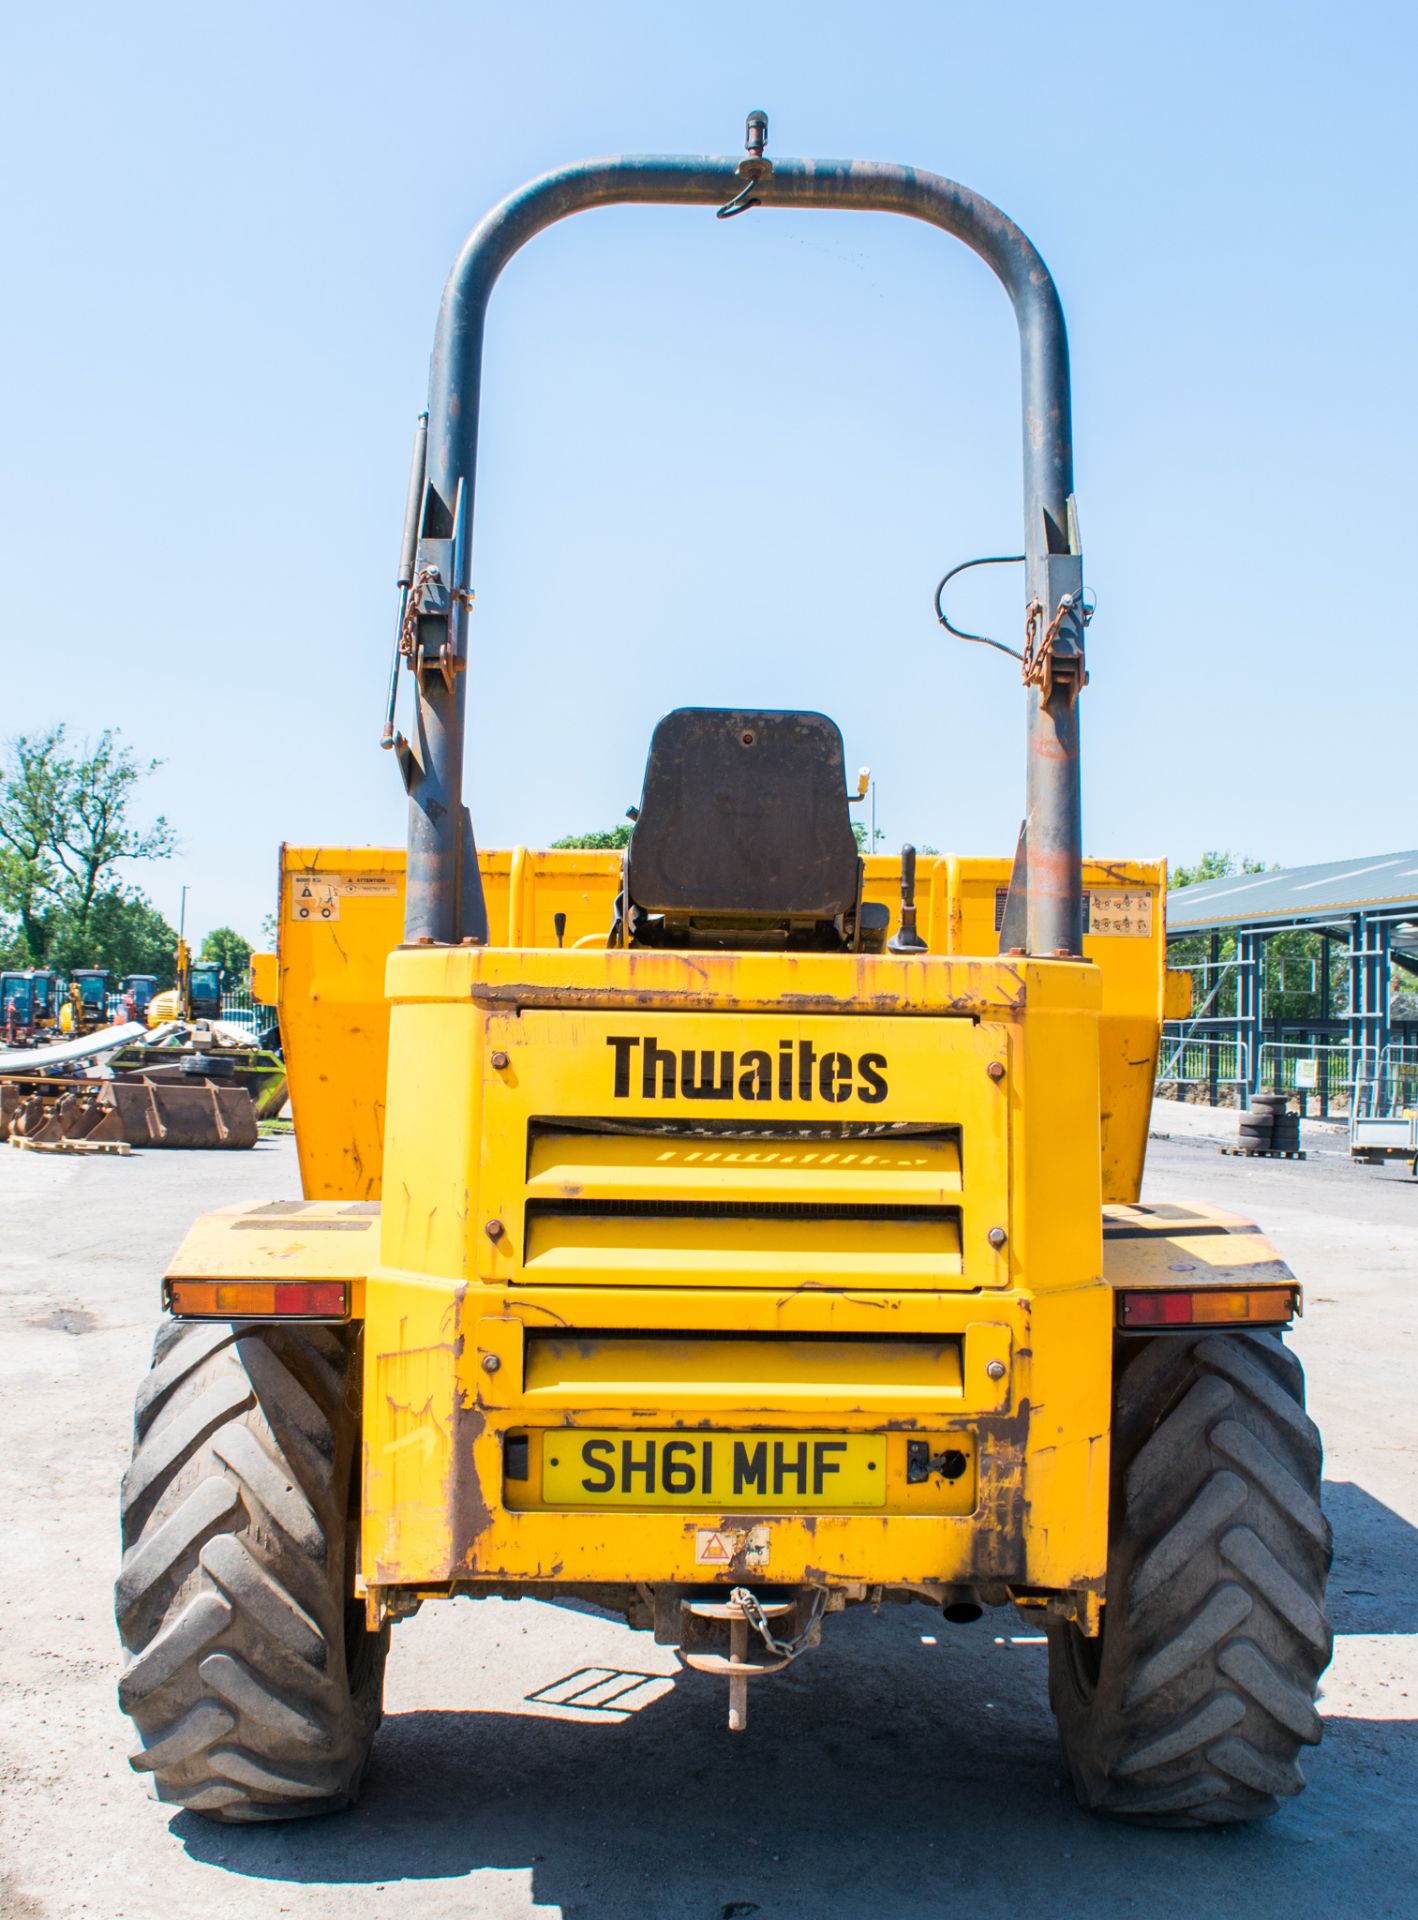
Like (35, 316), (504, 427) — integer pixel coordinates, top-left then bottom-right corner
(1021, 593), (1086, 702)
(399, 566), (440, 659)
(730, 1586), (827, 1661)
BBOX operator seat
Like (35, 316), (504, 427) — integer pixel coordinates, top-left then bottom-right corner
(623, 707), (867, 949)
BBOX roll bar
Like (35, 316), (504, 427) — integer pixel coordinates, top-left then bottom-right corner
(398, 121), (1086, 956)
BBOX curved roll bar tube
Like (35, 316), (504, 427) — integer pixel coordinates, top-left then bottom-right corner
(402, 146), (1085, 957)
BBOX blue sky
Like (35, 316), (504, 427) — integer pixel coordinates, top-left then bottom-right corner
(2, 1), (1413, 944)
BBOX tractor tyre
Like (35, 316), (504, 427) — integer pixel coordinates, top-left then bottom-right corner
(115, 1319), (388, 1821)
(183, 1053), (236, 1079)
(1047, 1329), (1331, 1826)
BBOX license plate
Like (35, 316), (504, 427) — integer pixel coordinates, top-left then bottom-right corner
(541, 1430), (887, 1509)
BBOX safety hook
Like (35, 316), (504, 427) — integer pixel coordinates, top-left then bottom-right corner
(716, 175), (762, 219)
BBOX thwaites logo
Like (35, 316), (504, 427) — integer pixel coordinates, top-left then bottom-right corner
(607, 1034), (888, 1104)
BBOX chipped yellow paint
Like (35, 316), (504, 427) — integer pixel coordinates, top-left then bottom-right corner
(1103, 1203), (1300, 1295)
(358, 943), (1114, 1596)
(276, 847), (1170, 1208)
(165, 1202), (375, 1313)
(246, 847), (1185, 1607)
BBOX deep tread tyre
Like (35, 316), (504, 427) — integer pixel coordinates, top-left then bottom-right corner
(116, 1319), (388, 1822)
(1047, 1330), (1331, 1827)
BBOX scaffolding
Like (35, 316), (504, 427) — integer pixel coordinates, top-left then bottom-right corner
(1160, 852), (1418, 1111)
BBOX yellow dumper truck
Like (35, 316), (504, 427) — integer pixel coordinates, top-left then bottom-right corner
(116, 121), (1331, 1828)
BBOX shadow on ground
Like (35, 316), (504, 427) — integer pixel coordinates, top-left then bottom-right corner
(1323, 1480), (1418, 1633)
(169, 1477), (1418, 1920)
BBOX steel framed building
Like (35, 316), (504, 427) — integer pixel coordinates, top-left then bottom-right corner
(1161, 852), (1418, 1110)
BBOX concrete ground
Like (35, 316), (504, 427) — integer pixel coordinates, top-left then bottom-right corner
(0, 1105), (1414, 1920)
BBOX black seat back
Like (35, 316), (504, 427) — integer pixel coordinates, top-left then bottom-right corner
(626, 708), (860, 921)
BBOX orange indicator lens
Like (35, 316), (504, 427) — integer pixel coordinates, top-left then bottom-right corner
(168, 1280), (348, 1319)
(1119, 1287), (1295, 1329)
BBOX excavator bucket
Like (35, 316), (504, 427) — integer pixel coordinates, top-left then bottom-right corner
(103, 1080), (258, 1149)
(2, 1077), (257, 1150)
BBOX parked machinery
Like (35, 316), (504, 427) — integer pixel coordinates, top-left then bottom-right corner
(117, 974), (159, 1024)
(1, 971), (35, 1042)
(115, 119), (1331, 1831)
(61, 968), (111, 1035)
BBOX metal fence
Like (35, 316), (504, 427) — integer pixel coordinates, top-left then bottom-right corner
(1353, 1043), (1418, 1120)
(1254, 1041), (1353, 1112)
(1156, 1033), (1251, 1093)
(1156, 1030), (1411, 1115)
(217, 986), (274, 1040)
(1157, 1032), (1364, 1112)
(93, 984), (274, 1041)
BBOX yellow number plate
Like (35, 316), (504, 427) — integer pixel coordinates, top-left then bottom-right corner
(541, 1430), (886, 1509)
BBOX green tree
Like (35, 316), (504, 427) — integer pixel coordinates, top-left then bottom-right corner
(551, 825), (632, 850)
(1170, 850), (1269, 890)
(1163, 853), (1348, 1031)
(0, 728), (175, 964)
(0, 732), (65, 957)
(1167, 854), (1273, 1007)
(52, 890), (179, 983)
(200, 926), (253, 975)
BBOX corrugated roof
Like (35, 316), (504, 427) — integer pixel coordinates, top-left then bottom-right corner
(1167, 851), (1418, 931)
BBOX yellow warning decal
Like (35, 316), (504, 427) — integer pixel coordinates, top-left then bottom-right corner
(289, 873), (399, 922)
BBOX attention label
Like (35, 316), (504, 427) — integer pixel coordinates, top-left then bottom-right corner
(289, 873), (398, 922)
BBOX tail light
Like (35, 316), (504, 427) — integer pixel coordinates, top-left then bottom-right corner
(1118, 1286), (1297, 1330)
(166, 1280), (349, 1319)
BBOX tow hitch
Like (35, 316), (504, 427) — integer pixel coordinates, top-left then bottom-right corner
(680, 1587), (826, 1731)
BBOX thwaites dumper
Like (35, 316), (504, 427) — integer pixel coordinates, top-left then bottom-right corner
(116, 119), (1332, 1829)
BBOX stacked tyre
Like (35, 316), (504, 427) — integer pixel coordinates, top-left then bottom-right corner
(1238, 1092), (1291, 1154)
(1270, 1105), (1301, 1155)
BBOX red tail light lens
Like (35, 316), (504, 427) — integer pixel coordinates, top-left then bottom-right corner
(1118, 1286), (1297, 1330)
(167, 1280), (349, 1319)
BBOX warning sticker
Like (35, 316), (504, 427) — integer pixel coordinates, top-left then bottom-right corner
(695, 1525), (770, 1570)
(1088, 889), (1154, 939)
(289, 873), (399, 922)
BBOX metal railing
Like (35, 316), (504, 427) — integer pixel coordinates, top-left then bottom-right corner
(217, 986), (274, 1041)
(94, 985), (275, 1042)
(1353, 1043), (1418, 1120)
(1156, 1032), (1251, 1092)
(1251, 1041), (1352, 1113)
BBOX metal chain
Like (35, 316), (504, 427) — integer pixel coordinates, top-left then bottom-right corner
(1021, 595), (1068, 690)
(730, 1586), (826, 1661)
(1021, 592), (1090, 704)
(399, 566), (440, 659)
